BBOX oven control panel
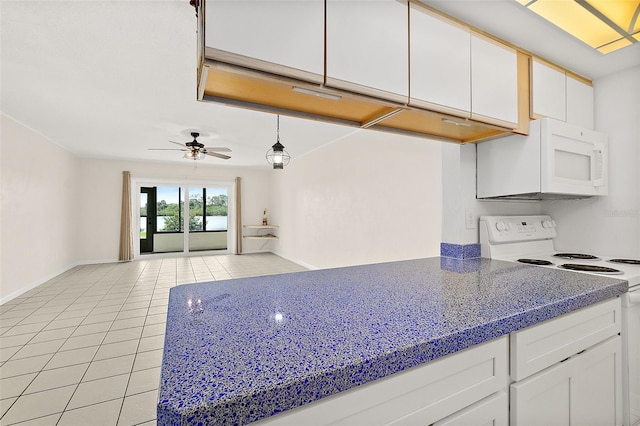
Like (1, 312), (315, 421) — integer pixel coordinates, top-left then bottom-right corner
(480, 215), (557, 244)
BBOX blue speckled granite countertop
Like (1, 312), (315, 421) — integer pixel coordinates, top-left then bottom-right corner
(157, 257), (628, 425)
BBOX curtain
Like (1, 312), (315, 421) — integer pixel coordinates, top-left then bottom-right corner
(118, 171), (134, 261)
(235, 177), (242, 255)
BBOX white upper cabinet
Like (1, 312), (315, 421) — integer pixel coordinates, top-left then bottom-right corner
(532, 58), (594, 128)
(531, 59), (567, 122)
(566, 75), (594, 128)
(326, 0), (409, 103)
(409, 4), (471, 117)
(205, 0), (324, 81)
(470, 33), (519, 127)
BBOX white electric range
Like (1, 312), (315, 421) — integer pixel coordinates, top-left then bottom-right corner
(480, 215), (640, 426)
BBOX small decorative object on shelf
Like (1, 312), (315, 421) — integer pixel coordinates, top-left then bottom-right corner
(262, 208), (268, 226)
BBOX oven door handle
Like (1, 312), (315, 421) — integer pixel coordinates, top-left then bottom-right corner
(628, 292), (640, 304)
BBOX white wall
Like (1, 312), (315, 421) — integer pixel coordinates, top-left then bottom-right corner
(1, 114), (80, 303)
(543, 66), (640, 257)
(269, 129), (442, 269)
(441, 143), (540, 246)
(76, 158), (272, 263)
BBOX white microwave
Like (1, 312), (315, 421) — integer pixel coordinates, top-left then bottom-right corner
(477, 118), (608, 200)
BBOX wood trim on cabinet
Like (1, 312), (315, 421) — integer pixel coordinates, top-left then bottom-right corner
(201, 60), (512, 144)
(516, 51), (531, 135)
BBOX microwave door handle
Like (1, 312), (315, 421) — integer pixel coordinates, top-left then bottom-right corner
(592, 147), (605, 187)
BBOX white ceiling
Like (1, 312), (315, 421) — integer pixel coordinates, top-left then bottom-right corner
(2, 0), (639, 169)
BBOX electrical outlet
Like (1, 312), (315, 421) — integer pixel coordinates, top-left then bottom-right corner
(465, 209), (476, 229)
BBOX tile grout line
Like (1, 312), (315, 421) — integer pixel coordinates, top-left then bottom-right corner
(0, 261), (149, 424)
(114, 257), (166, 426)
(58, 260), (156, 426)
(0, 263), (129, 423)
(1, 253), (304, 425)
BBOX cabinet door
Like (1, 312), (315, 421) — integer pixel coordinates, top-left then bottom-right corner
(511, 336), (622, 426)
(510, 361), (571, 426)
(326, 0), (408, 102)
(570, 336), (622, 426)
(409, 4), (470, 117)
(531, 58), (566, 121)
(205, 0), (324, 81)
(566, 75), (594, 128)
(470, 33), (518, 128)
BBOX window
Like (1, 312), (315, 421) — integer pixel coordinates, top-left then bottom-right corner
(154, 186), (228, 233)
(204, 187), (228, 231)
(156, 187), (183, 232)
(189, 187), (228, 232)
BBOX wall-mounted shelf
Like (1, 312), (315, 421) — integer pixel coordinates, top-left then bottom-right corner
(243, 225), (279, 240)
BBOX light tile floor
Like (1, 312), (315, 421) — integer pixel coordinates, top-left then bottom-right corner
(0, 253), (306, 426)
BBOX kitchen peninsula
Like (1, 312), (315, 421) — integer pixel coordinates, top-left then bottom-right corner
(157, 257), (627, 425)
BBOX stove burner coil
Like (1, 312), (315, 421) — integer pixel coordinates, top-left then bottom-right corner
(554, 253), (600, 260)
(517, 259), (554, 266)
(609, 258), (640, 265)
(558, 263), (624, 275)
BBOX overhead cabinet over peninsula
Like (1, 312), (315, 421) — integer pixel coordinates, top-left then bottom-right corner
(198, 0), (587, 142)
(325, 0), (408, 102)
(204, 0), (324, 82)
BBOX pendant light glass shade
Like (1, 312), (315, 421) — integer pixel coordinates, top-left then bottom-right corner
(266, 115), (290, 169)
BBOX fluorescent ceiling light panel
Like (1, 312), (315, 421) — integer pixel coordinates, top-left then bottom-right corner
(518, 0), (640, 54)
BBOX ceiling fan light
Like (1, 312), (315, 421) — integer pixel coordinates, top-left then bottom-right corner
(184, 150), (205, 160)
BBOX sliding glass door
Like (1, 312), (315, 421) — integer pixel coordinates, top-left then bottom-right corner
(138, 184), (230, 255)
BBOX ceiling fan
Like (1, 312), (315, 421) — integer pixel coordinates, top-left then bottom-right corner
(149, 132), (231, 160)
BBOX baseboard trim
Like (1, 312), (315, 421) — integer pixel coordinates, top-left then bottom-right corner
(270, 251), (319, 271)
(0, 262), (78, 306)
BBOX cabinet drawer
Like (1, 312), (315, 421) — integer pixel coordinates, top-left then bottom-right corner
(434, 391), (508, 426)
(510, 298), (621, 381)
(259, 336), (508, 425)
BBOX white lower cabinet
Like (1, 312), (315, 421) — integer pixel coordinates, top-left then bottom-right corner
(259, 336), (508, 425)
(511, 336), (622, 426)
(510, 298), (623, 426)
(259, 299), (622, 425)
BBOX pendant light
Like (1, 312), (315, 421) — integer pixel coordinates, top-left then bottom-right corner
(265, 115), (290, 169)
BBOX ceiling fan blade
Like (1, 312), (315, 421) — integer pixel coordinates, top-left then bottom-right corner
(203, 147), (232, 152)
(168, 140), (187, 148)
(205, 151), (231, 160)
(148, 148), (187, 151)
